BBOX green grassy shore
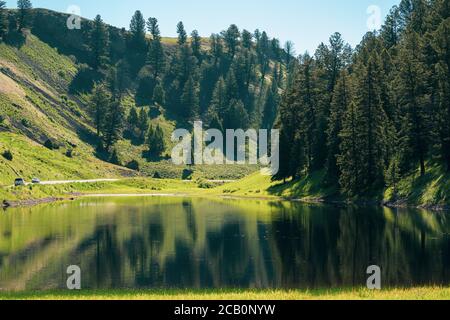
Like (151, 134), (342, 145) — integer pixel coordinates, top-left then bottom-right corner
(0, 287), (448, 300)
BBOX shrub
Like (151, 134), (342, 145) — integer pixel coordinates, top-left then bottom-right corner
(110, 149), (121, 165)
(126, 160), (140, 171)
(65, 149), (74, 158)
(2, 150), (13, 161)
(44, 139), (59, 150)
(21, 118), (30, 127)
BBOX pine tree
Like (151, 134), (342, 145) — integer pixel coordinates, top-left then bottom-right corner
(338, 102), (362, 196)
(326, 70), (351, 183)
(209, 33), (223, 65)
(90, 83), (111, 137)
(190, 30), (202, 60)
(225, 99), (249, 130)
(396, 30), (431, 176)
(222, 24), (240, 58)
(431, 19), (450, 171)
(242, 29), (253, 48)
(177, 21), (187, 46)
(209, 77), (227, 120)
(138, 108), (149, 139)
(90, 15), (109, 70)
(103, 99), (125, 150)
(129, 10), (147, 52)
(181, 76), (199, 120)
(352, 52), (387, 192)
(262, 68), (280, 129)
(147, 124), (165, 157)
(0, 1), (7, 41)
(17, 0), (32, 30)
(127, 107), (139, 138)
(147, 17), (165, 79)
(152, 82), (166, 106)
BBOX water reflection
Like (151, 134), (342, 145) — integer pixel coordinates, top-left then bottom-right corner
(0, 197), (448, 291)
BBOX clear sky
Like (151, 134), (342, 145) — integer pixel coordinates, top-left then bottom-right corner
(5, 0), (400, 53)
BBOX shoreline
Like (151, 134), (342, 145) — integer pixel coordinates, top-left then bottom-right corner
(1, 287), (449, 300)
(2, 191), (449, 212)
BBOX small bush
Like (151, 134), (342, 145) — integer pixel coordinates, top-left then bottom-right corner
(126, 160), (140, 171)
(0, 114), (4, 123)
(197, 179), (215, 189)
(153, 172), (162, 179)
(44, 139), (59, 150)
(2, 150), (13, 161)
(65, 149), (74, 158)
(21, 118), (30, 127)
(110, 149), (121, 165)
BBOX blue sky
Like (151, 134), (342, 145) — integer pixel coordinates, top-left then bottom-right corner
(5, 0), (400, 53)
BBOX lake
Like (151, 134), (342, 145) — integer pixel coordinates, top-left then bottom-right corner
(0, 196), (449, 291)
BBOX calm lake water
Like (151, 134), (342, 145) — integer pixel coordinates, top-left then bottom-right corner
(0, 196), (449, 291)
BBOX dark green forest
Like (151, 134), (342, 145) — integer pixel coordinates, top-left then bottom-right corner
(275, 0), (449, 198)
(0, 0), (449, 199)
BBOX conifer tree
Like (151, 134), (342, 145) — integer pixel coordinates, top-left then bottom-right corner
(147, 17), (165, 79)
(181, 76), (199, 120)
(432, 19), (450, 171)
(147, 124), (165, 157)
(152, 82), (166, 106)
(338, 101), (362, 196)
(0, 1), (7, 40)
(326, 70), (351, 183)
(90, 83), (111, 137)
(177, 21), (187, 46)
(396, 30), (431, 176)
(17, 0), (32, 30)
(138, 108), (149, 139)
(90, 15), (109, 70)
(129, 10), (147, 52)
(190, 30), (202, 60)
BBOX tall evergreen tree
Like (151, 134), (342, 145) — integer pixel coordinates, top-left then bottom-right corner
(138, 107), (149, 139)
(90, 83), (111, 137)
(90, 15), (109, 70)
(0, 1), (7, 41)
(181, 76), (199, 120)
(190, 29), (202, 60)
(326, 70), (351, 183)
(129, 10), (147, 52)
(432, 18), (450, 171)
(396, 30), (431, 176)
(177, 21), (187, 46)
(147, 17), (165, 79)
(147, 124), (165, 157)
(222, 24), (240, 58)
(241, 29), (253, 48)
(17, 0), (32, 30)
(352, 52), (387, 191)
(338, 102), (362, 196)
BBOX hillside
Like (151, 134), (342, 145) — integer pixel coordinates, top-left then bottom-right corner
(0, 33), (133, 186)
(0, 8), (275, 187)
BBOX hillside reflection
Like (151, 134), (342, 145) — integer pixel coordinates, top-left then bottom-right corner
(0, 197), (449, 291)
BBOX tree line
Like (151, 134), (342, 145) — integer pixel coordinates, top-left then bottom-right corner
(85, 9), (292, 161)
(275, 0), (449, 198)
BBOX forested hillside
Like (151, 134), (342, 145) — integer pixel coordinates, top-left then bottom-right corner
(0, 2), (289, 182)
(275, 0), (450, 204)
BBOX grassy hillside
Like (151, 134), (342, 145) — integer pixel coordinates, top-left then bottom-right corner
(0, 30), (256, 187)
(215, 165), (450, 208)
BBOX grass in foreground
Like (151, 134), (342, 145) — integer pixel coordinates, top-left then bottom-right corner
(0, 288), (449, 300)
